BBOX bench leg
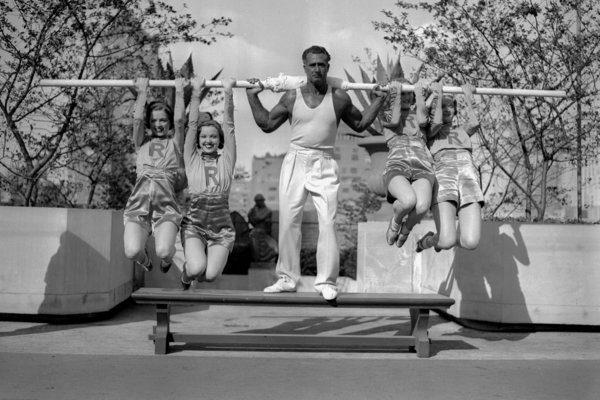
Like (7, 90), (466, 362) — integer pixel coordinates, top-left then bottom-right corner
(413, 309), (430, 358)
(154, 304), (171, 355)
(409, 308), (418, 334)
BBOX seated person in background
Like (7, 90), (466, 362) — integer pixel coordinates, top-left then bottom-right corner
(248, 193), (273, 236)
(248, 193), (278, 262)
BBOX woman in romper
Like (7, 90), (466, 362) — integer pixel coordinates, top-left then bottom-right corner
(383, 79), (436, 248)
(180, 77), (237, 289)
(123, 77), (186, 273)
(416, 82), (484, 252)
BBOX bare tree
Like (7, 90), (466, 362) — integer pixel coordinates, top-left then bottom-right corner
(374, 0), (600, 220)
(0, 0), (232, 206)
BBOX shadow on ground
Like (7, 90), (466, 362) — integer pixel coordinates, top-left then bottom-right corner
(0, 302), (207, 338)
(166, 314), (476, 355)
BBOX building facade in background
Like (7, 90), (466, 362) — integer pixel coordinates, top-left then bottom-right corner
(228, 178), (251, 218)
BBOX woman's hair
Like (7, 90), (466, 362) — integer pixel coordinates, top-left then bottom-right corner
(145, 101), (174, 129)
(379, 77), (414, 122)
(197, 120), (224, 149)
(427, 94), (458, 119)
(198, 111), (213, 123)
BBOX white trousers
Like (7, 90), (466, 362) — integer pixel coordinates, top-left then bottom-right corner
(276, 145), (340, 288)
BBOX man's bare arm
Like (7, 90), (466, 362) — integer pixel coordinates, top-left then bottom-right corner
(339, 88), (387, 132)
(246, 81), (292, 133)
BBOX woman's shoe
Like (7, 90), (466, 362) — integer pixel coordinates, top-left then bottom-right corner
(396, 224), (411, 248)
(386, 218), (400, 245)
(416, 231), (436, 253)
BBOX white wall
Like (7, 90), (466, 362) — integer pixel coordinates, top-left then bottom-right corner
(358, 219), (600, 325)
(2, 205), (597, 326)
(0, 207), (132, 316)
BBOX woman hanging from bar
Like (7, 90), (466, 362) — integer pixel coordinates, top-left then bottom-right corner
(123, 77), (186, 273)
(416, 81), (484, 252)
(383, 77), (435, 249)
(179, 77), (237, 290)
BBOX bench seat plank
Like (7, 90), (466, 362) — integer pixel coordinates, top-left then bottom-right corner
(132, 288), (455, 308)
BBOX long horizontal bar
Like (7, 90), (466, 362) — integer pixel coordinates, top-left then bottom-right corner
(38, 77), (567, 97)
(338, 81), (566, 98)
(38, 79), (262, 89)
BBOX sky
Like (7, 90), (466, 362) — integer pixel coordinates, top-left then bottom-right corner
(166, 0), (434, 170)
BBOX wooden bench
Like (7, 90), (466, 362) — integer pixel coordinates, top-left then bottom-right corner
(131, 288), (455, 358)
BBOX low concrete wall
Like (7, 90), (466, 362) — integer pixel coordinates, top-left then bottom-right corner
(0, 207), (132, 316)
(4, 204), (595, 326)
(358, 219), (600, 326)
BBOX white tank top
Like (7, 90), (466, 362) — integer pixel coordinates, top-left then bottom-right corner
(290, 87), (338, 150)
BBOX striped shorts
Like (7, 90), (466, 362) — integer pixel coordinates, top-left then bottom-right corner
(432, 149), (484, 208)
(181, 193), (235, 252)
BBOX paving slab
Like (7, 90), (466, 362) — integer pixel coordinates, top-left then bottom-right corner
(1, 353), (599, 400)
(1, 302), (599, 399)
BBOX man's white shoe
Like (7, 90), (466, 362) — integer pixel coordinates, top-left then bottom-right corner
(263, 277), (296, 293)
(318, 284), (338, 301)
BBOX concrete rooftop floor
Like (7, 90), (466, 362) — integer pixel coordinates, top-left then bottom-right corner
(1, 301), (599, 399)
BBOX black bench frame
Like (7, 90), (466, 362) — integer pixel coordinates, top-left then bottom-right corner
(132, 288), (455, 358)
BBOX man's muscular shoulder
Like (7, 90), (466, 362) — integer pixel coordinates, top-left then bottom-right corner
(332, 87), (351, 102)
(331, 87), (352, 110)
(280, 89), (297, 108)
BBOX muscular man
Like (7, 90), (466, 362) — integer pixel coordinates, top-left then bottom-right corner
(246, 45), (386, 301)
